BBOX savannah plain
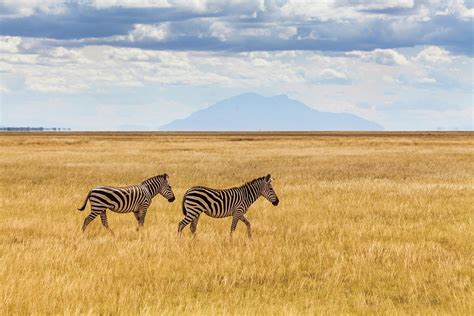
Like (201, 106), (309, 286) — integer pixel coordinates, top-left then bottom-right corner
(0, 132), (473, 315)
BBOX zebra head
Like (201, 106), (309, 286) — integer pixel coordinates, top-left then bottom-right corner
(159, 173), (175, 202)
(261, 174), (279, 206)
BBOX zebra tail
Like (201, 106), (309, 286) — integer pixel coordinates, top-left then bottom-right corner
(77, 191), (91, 211)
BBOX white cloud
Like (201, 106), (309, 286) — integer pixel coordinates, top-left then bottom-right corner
(381, 75), (401, 84)
(299, 67), (351, 85)
(128, 23), (169, 41)
(209, 21), (296, 42)
(352, 0), (415, 10)
(84, 0), (171, 9)
(435, 0), (474, 20)
(85, 0), (265, 15)
(414, 46), (452, 64)
(0, 43), (308, 93)
(319, 68), (347, 80)
(417, 77), (437, 84)
(0, 53), (37, 65)
(279, 0), (416, 22)
(99, 24), (170, 44)
(209, 21), (233, 41)
(80, 0), (470, 25)
(1, 42), (464, 96)
(277, 26), (297, 40)
(0, 0), (66, 17)
(0, 82), (10, 93)
(347, 49), (409, 66)
(280, 1), (348, 22)
(0, 36), (22, 53)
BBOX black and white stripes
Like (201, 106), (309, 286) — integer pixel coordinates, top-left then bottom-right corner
(77, 173), (280, 236)
(178, 174), (279, 237)
(78, 174), (175, 233)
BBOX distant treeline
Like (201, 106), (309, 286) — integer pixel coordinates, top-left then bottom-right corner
(0, 127), (71, 131)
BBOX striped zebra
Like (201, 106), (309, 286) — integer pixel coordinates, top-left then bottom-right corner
(178, 174), (279, 237)
(78, 174), (175, 234)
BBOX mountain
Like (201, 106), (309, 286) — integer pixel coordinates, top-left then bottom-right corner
(160, 93), (383, 131)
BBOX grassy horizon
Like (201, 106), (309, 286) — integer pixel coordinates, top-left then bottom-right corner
(1, 132), (473, 314)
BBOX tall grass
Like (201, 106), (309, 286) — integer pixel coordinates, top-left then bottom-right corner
(1, 132), (472, 314)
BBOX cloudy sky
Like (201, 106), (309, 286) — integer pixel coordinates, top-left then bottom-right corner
(0, 0), (473, 130)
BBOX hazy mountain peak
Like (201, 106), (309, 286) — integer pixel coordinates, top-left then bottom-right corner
(217, 92), (265, 105)
(161, 93), (383, 131)
(272, 94), (289, 100)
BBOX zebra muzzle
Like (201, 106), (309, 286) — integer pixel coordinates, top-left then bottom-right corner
(168, 197), (176, 202)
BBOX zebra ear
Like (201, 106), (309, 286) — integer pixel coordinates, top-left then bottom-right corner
(164, 173), (169, 179)
(265, 174), (271, 182)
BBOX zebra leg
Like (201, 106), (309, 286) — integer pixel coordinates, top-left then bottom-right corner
(178, 214), (197, 236)
(133, 211), (140, 231)
(190, 215), (200, 236)
(137, 208), (148, 231)
(239, 215), (252, 238)
(82, 210), (101, 232)
(100, 211), (114, 236)
(178, 205), (201, 236)
(230, 214), (240, 237)
(178, 218), (190, 236)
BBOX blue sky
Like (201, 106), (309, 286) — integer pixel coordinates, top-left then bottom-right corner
(0, 0), (473, 130)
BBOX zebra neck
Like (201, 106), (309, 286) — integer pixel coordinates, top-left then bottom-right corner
(241, 181), (261, 207)
(143, 180), (159, 198)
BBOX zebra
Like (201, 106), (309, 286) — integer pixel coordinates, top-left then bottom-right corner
(78, 174), (175, 234)
(178, 174), (279, 237)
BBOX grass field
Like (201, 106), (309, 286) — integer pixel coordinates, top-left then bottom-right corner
(1, 132), (473, 315)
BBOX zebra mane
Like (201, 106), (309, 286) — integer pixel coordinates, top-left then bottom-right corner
(223, 177), (263, 190)
(141, 174), (166, 185)
(242, 176), (265, 187)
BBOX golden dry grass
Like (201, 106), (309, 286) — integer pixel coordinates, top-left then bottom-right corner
(1, 132), (473, 315)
